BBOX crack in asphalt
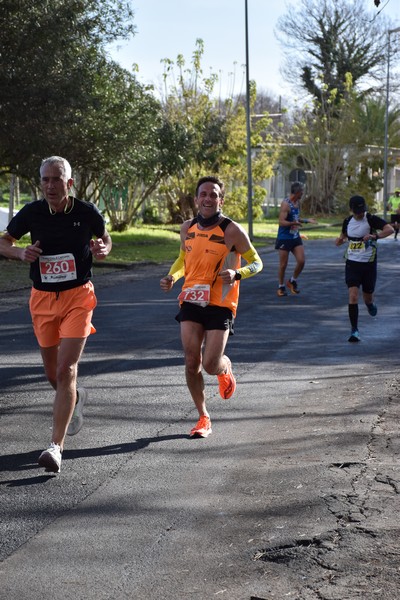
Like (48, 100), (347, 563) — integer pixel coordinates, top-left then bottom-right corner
(252, 379), (400, 599)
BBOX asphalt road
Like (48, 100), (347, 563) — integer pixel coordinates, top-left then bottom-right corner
(1, 238), (400, 600)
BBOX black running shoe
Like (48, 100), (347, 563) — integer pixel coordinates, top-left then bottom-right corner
(348, 329), (360, 343)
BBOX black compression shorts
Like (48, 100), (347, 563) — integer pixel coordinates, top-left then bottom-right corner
(175, 302), (234, 334)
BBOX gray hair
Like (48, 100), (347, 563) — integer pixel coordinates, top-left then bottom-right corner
(40, 156), (72, 181)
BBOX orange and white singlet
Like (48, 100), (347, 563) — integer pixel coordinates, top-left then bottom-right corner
(181, 217), (241, 316)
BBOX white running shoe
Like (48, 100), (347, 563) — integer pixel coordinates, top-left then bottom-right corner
(38, 442), (62, 473)
(67, 387), (87, 436)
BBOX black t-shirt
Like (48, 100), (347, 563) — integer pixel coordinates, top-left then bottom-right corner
(7, 197), (106, 291)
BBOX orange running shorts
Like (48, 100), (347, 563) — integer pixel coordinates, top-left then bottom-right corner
(29, 281), (97, 348)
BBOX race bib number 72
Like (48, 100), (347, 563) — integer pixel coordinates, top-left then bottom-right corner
(39, 253), (77, 283)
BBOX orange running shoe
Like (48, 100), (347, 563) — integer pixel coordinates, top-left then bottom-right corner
(217, 359), (236, 400)
(190, 415), (212, 438)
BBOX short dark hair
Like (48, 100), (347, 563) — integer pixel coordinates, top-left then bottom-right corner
(195, 176), (225, 198)
(291, 181), (304, 195)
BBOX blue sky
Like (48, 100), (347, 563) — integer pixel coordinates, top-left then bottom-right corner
(108, 0), (400, 100)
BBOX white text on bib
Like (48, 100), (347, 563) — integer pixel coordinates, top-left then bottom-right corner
(39, 253), (77, 283)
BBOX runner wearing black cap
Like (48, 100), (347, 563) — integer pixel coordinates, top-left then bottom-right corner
(335, 195), (393, 342)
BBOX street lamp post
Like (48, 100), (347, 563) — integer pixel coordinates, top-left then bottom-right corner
(383, 26), (400, 220)
(245, 0), (253, 240)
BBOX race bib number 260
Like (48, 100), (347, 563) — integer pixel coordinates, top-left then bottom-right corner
(39, 253), (77, 283)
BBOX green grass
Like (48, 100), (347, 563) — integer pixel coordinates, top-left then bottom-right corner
(110, 219), (342, 262)
(108, 225), (181, 262)
(251, 218), (342, 243)
(2, 195), (342, 262)
(5, 220), (342, 265)
(0, 218), (342, 292)
(0, 196), (31, 211)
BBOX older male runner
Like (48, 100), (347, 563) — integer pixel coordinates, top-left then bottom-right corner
(275, 181), (317, 296)
(0, 156), (112, 473)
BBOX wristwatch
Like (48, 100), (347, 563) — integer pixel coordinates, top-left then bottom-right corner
(234, 270), (242, 280)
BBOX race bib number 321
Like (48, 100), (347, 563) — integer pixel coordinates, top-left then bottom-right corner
(39, 253), (77, 283)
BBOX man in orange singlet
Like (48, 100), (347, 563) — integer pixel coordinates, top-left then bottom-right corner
(160, 176), (263, 438)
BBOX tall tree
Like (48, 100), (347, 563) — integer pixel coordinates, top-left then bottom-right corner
(0, 0), (136, 179)
(354, 96), (400, 198)
(159, 40), (230, 221)
(276, 0), (400, 212)
(276, 0), (393, 101)
(281, 75), (360, 214)
(159, 40), (279, 222)
(217, 81), (279, 221)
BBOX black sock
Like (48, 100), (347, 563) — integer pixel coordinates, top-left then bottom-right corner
(349, 304), (358, 330)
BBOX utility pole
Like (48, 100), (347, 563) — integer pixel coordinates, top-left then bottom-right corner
(383, 27), (400, 220)
(245, 0), (253, 240)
